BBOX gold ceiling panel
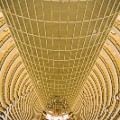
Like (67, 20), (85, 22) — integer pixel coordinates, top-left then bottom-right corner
(0, 8), (120, 120)
(0, 0), (119, 110)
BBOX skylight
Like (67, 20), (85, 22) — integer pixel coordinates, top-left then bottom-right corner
(46, 114), (69, 120)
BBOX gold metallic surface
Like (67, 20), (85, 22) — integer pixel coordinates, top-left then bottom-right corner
(0, 0), (120, 119)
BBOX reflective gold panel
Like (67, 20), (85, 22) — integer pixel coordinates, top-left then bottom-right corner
(0, 0), (119, 111)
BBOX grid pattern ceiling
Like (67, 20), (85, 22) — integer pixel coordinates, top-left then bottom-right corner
(0, 0), (119, 109)
(0, 14), (120, 119)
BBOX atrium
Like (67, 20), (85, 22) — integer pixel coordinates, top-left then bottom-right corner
(0, 0), (120, 120)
